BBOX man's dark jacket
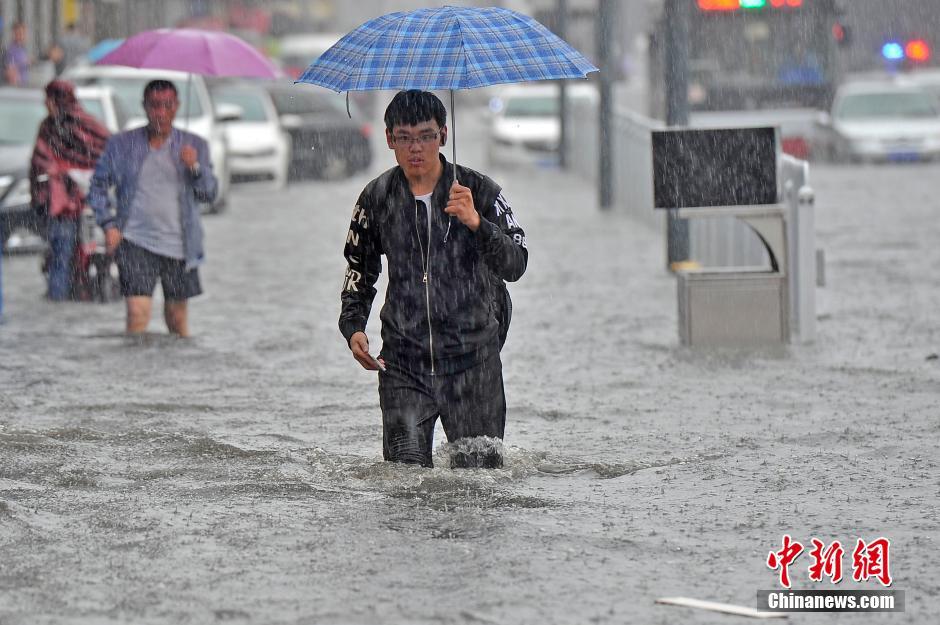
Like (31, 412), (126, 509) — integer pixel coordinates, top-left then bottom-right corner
(339, 155), (527, 376)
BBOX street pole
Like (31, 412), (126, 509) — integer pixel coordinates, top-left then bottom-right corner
(664, 0), (691, 268)
(557, 0), (568, 170)
(597, 0), (614, 210)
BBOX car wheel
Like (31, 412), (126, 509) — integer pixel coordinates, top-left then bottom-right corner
(210, 195), (228, 214)
(318, 152), (351, 180)
(210, 161), (231, 213)
(273, 159), (289, 189)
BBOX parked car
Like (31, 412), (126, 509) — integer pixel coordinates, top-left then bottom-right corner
(275, 33), (376, 115)
(277, 33), (343, 80)
(265, 84), (372, 180)
(208, 80), (290, 187)
(486, 83), (597, 168)
(0, 87), (46, 253)
(62, 65), (234, 212)
(814, 80), (940, 163)
(75, 85), (128, 133)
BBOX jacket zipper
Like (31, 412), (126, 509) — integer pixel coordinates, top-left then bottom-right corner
(415, 199), (435, 375)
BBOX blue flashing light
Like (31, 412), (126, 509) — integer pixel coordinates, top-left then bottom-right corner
(882, 42), (905, 61)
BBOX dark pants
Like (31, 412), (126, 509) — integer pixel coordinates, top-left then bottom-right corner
(115, 239), (202, 300)
(378, 352), (506, 468)
(47, 217), (78, 301)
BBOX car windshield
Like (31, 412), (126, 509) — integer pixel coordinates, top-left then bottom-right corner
(269, 89), (348, 117)
(836, 91), (939, 120)
(0, 98), (47, 145)
(212, 87), (269, 122)
(504, 96), (558, 118)
(81, 76), (203, 119)
(77, 97), (107, 126)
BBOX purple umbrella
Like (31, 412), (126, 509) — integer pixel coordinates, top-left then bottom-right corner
(96, 28), (279, 78)
(97, 28), (280, 129)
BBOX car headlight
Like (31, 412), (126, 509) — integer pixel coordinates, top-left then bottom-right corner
(1, 177), (30, 209)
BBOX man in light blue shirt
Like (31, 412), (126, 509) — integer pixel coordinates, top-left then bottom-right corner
(88, 80), (217, 336)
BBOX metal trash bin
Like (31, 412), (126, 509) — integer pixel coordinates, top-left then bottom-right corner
(675, 204), (789, 346)
(653, 127), (795, 347)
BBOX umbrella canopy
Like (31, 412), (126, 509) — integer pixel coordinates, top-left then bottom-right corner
(86, 38), (124, 63)
(97, 28), (278, 79)
(296, 6), (597, 92)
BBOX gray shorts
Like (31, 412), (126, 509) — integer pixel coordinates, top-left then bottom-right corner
(116, 239), (202, 300)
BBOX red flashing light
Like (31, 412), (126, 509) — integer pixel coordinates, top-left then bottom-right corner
(700, 0), (803, 11)
(906, 39), (931, 63)
(698, 0), (739, 10)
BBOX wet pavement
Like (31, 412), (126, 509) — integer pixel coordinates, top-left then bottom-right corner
(1, 111), (939, 623)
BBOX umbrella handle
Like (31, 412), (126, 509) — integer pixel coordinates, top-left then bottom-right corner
(443, 90), (458, 244)
(450, 89), (458, 186)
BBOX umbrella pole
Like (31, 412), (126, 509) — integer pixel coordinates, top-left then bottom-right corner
(185, 72), (192, 132)
(450, 89), (457, 185)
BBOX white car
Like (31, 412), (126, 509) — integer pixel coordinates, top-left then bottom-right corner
(74, 85), (127, 133)
(814, 80), (940, 163)
(209, 80), (290, 188)
(487, 83), (597, 168)
(62, 65), (233, 212)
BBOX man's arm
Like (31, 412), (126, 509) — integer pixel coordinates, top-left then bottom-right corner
(475, 191), (528, 282)
(338, 192), (383, 345)
(88, 138), (116, 229)
(187, 138), (218, 203)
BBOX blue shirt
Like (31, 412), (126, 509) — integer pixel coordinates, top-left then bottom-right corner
(88, 127), (217, 270)
(3, 43), (29, 85)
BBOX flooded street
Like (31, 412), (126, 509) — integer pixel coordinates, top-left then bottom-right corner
(2, 105), (939, 624)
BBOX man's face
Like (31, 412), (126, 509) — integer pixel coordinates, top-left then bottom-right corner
(143, 88), (179, 135)
(386, 121), (446, 179)
(13, 25), (27, 45)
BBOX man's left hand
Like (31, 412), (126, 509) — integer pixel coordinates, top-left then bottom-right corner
(180, 145), (198, 171)
(445, 181), (480, 231)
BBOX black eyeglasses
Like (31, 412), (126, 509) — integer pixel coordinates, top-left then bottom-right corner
(392, 131), (440, 147)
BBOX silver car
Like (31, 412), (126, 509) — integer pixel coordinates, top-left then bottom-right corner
(814, 80), (940, 163)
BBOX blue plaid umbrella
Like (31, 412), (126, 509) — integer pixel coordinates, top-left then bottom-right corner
(295, 6), (598, 177)
(296, 6), (597, 91)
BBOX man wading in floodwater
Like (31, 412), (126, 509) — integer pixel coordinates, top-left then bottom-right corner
(89, 80), (216, 337)
(339, 90), (528, 468)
